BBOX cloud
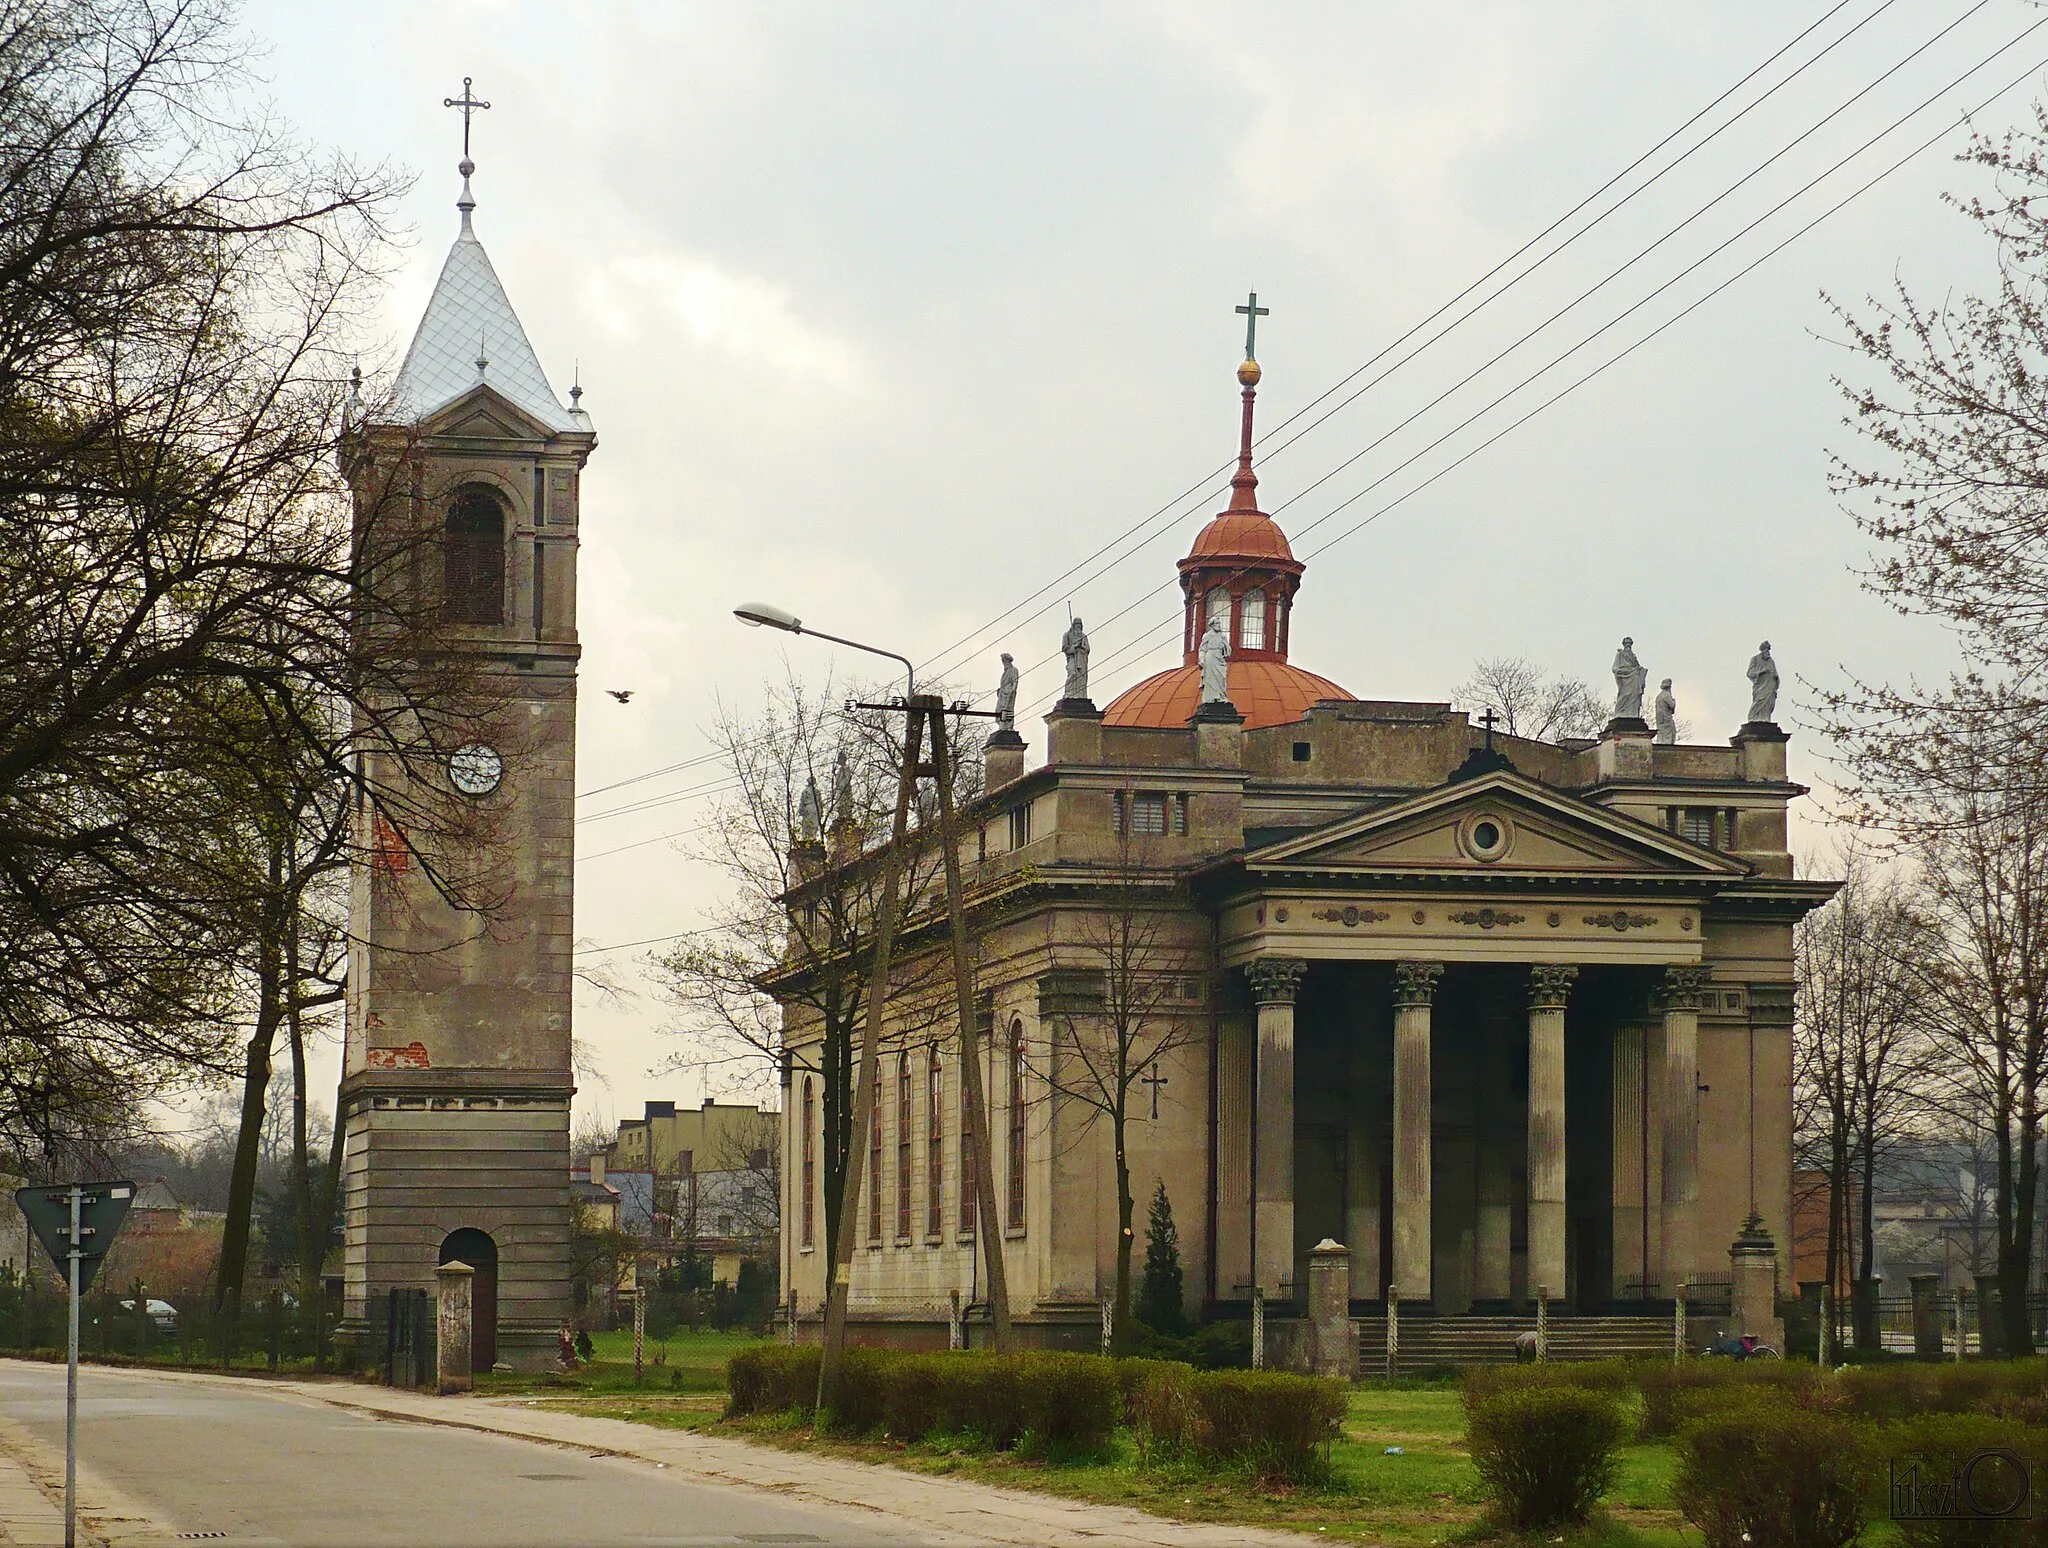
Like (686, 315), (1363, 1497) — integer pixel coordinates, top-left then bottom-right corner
(581, 252), (860, 390)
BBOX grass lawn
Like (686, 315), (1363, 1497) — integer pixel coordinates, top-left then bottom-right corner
(473, 1327), (763, 1397)
(520, 1356), (1693, 1545)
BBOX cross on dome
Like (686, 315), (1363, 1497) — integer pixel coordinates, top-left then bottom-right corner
(1235, 291), (1269, 361)
(444, 76), (491, 161)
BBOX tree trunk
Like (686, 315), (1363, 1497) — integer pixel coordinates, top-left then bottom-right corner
(820, 1007), (850, 1268)
(2004, 1082), (2041, 1356)
(214, 991), (281, 1359)
(1111, 1111), (1134, 1355)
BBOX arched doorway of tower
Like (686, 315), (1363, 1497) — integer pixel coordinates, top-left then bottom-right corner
(438, 1228), (499, 1370)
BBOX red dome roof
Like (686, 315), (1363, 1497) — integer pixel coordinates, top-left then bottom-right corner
(1184, 510), (1299, 566)
(1102, 658), (1355, 730)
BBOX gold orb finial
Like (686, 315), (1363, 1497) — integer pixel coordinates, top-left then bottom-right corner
(1237, 357), (1261, 387)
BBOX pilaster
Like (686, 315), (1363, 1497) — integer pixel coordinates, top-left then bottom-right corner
(1661, 965), (1706, 1293)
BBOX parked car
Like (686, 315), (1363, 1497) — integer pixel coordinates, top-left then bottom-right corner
(117, 1298), (178, 1333)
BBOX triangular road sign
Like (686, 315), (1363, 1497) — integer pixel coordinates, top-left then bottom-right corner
(14, 1181), (136, 1293)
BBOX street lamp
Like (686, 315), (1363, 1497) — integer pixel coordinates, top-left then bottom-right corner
(733, 601), (915, 700)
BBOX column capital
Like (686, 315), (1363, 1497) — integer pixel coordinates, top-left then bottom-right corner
(1246, 956), (1307, 1006)
(1392, 960), (1443, 1009)
(1528, 963), (1579, 1011)
(1660, 965), (1708, 1010)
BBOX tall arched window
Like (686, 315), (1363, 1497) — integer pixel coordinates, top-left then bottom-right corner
(926, 1052), (944, 1239)
(868, 1099), (882, 1243)
(801, 1078), (815, 1249)
(1239, 588), (1267, 651)
(1205, 586), (1230, 635)
(444, 486), (505, 624)
(1006, 1019), (1027, 1231)
(959, 1054), (977, 1236)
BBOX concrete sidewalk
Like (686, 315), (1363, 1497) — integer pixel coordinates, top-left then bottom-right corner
(286, 1376), (1304, 1548)
(0, 1408), (174, 1547)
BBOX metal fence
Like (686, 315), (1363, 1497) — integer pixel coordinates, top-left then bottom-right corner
(0, 1263), (342, 1372)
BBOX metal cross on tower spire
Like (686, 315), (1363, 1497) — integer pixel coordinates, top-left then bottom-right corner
(444, 76), (491, 159)
(1235, 291), (1270, 359)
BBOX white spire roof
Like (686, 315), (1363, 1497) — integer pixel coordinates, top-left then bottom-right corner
(389, 164), (584, 433)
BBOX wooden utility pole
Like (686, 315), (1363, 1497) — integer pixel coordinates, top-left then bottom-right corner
(928, 709), (1012, 1347)
(815, 705), (923, 1414)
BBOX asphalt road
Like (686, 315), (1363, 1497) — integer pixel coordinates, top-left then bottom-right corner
(0, 1360), (919, 1547)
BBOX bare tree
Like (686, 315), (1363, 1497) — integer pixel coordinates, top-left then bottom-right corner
(1454, 657), (1604, 743)
(653, 671), (967, 1268)
(1032, 803), (1206, 1349)
(709, 1108), (783, 1255)
(1794, 848), (1932, 1349)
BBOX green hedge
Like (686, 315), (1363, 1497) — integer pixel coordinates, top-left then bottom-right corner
(1129, 1364), (1348, 1484)
(1838, 1361), (2048, 1423)
(1674, 1396), (1869, 1548)
(1466, 1384), (1627, 1531)
(1462, 1357), (1637, 1407)
(1876, 1412), (2044, 1548)
(724, 1344), (819, 1417)
(1638, 1359), (1818, 1438)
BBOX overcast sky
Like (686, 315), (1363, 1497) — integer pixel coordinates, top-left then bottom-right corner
(233, 0), (2029, 1129)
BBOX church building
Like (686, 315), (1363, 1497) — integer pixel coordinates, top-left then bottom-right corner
(776, 343), (1833, 1350)
(339, 118), (589, 1371)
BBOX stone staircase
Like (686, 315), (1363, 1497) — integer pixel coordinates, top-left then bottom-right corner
(1349, 1313), (1680, 1376)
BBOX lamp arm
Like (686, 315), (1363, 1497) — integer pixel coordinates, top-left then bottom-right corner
(791, 625), (916, 701)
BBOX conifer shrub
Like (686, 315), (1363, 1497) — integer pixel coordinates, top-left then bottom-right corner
(1465, 1384), (1627, 1530)
(1674, 1396), (1869, 1548)
(1877, 1413), (2042, 1548)
(724, 1344), (819, 1417)
(1137, 1181), (1188, 1336)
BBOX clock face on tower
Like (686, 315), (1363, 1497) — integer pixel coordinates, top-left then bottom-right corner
(447, 742), (504, 797)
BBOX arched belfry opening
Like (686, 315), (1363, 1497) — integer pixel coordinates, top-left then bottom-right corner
(443, 484), (506, 624)
(439, 1228), (499, 1370)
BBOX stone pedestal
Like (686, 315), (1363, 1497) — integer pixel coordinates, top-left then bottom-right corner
(1306, 1238), (1356, 1379)
(1975, 1272), (2003, 1358)
(1732, 721), (1790, 782)
(1527, 966), (1577, 1303)
(1392, 961), (1442, 1304)
(436, 1261), (475, 1395)
(1044, 702), (1102, 765)
(1249, 957), (1306, 1298)
(1909, 1273), (1944, 1360)
(1728, 1213), (1784, 1349)
(1596, 720), (1653, 781)
(1191, 699), (1245, 767)
(984, 728), (1027, 790)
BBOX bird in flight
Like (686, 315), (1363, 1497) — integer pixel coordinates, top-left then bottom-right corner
(606, 689), (634, 704)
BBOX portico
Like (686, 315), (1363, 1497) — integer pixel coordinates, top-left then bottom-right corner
(1209, 766), (1746, 1314)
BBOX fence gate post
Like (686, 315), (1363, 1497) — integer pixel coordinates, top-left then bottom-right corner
(1251, 1286), (1265, 1371)
(1536, 1285), (1550, 1362)
(1100, 1296), (1111, 1356)
(948, 1290), (962, 1352)
(1818, 1285), (1832, 1367)
(1673, 1288), (1687, 1364)
(1386, 1284), (1400, 1381)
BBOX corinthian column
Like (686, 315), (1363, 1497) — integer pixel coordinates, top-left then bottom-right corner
(1248, 957), (1307, 1299)
(1392, 961), (1442, 1303)
(1527, 965), (1577, 1303)
(1661, 966), (1707, 1294)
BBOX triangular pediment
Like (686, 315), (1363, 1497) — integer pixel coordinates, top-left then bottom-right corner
(416, 383), (560, 444)
(1247, 769), (1747, 880)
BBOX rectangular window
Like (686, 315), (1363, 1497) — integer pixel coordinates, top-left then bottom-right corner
(868, 1104), (882, 1243)
(800, 1081), (815, 1249)
(533, 465), (547, 526)
(532, 541), (546, 635)
(960, 1061), (977, 1236)
(1173, 793), (1189, 835)
(1007, 1023), (1027, 1231)
(1680, 808), (1715, 847)
(927, 1054), (944, 1239)
(896, 1055), (912, 1239)
(1111, 791), (1123, 834)
(1008, 803), (1031, 849)
(1130, 793), (1168, 835)
(1725, 807), (1741, 849)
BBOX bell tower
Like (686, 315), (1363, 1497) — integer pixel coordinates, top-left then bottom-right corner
(340, 101), (592, 1371)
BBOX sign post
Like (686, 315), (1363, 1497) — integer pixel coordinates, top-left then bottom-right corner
(15, 1182), (135, 1548)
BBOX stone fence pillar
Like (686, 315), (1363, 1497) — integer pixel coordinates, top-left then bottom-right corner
(1975, 1272), (2003, 1359)
(1307, 1239), (1355, 1380)
(1909, 1273), (1944, 1361)
(1853, 1276), (1883, 1353)
(436, 1261), (474, 1395)
(1729, 1214), (1784, 1350)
